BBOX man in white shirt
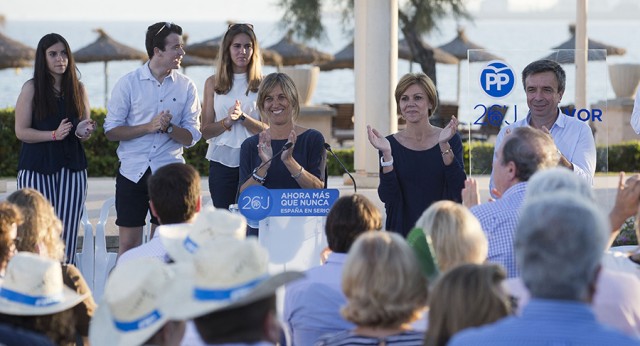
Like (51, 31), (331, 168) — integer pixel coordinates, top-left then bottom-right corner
(489, 59), (596, 196)
(104, 22), (201, 256)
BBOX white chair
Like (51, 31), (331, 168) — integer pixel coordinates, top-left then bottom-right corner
(93, 197), (153, 302)
(75, 205), (95, 293)
(93, 197), (118, 302)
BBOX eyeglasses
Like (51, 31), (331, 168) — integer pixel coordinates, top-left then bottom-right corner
(155, 22), (173, 36)
(227, 23), (254, 31)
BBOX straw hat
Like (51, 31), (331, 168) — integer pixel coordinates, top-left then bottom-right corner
(159, 206), (247, 262)
(166, 237), (303, 320)
(90, 257), (182, 346)
(0, 252), (87, 316)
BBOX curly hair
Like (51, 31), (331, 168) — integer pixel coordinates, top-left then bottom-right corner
(6, 188), (65, 262)
(0, 202), (23, 272)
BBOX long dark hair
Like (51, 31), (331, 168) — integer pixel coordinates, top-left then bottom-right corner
(33, 33), (85, 121)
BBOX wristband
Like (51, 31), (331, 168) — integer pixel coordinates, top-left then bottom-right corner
(291, 166), (304, 179)
(221, 119), (232, 131)
(380, 156), (393, 167)
(51, 131), (57, 141)
(252, 168), (267, 184)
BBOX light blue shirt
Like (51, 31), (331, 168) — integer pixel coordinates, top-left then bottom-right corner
(283, 252), (353, 345)
(449, 299), (640, 346)
(471, 182), (527, 278)
(489, 110), (596, 195)
(104, 62), (201, 183)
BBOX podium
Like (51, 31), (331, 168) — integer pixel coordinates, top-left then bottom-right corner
(239, 187), (339, 274)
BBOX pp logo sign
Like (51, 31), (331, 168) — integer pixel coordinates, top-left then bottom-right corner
(480, 61), (516, 98)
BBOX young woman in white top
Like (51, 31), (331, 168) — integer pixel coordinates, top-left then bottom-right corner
(201, 23), (267, 209)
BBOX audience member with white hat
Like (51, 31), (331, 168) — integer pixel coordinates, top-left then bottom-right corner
(90, 257), (186, 346)
(160, 205), (246, 262)
(167, 236), (303, 345)
(0, 252), (87, 345)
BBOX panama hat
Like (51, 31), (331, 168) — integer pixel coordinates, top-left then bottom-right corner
(159, 206), (247, 262)
(165, 237), (303, 320)
(89, 257), (181, 346)
(0, 252), (87, 316)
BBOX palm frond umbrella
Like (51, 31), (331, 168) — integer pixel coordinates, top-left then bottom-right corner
(320, 39), (458, 72)
(266, 30), (333, 66)
(185, 34), (223, 60)
(180, 34), (214, 73)
(438, 27), (502, 102)
(398, 38), (459, 66)
(185, 33), (283, 66)
(74, 28), (147, 106)
(542, 24), (626, 63)
(0, 31), (35, 70)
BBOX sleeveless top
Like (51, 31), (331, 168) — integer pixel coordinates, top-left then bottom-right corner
(205, 73), (260, 167)
(17, 97), (88, 174)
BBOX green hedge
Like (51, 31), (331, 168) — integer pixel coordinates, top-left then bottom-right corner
(0, 107), (638, 177)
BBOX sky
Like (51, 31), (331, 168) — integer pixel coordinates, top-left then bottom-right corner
(1, 0), (561, 21)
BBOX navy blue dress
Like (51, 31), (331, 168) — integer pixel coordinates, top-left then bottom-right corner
(378, 133), (466, 237)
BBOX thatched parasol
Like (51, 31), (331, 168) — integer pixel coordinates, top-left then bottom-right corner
(542, 24), (626, 63)
(185, 33), (283, 66)
(438, 27), (502, 101)
(266, 30), (333, 66)
(320, 39), (459, 72)
(74, 28), (147, 106)
(0, 31), (35, 70)
(398, 38), (458, 65)
(185, 34), (223, 60)
(318, 41), (355, 71)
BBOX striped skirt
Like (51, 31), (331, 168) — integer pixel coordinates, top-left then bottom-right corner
(17, 168), (88, 264)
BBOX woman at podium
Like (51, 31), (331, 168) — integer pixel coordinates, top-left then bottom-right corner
(239, 73), (326, 193)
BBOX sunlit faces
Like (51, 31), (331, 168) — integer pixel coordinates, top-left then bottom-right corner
(262, 84), (292, 126)
(525, 71), (563, 119)
(156, 33), (185, 70)
(399, 84), (431, 122)
(230, 33), (253, 73)
(45, 42), (68, 76)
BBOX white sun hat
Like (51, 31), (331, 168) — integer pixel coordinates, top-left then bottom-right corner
(89, 257), (182, 346)
(0, 252), (87, 316)
(159, 205), (247, 262)
(165, 236), (303, 320)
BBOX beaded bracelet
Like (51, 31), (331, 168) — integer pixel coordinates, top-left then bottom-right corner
(51, 130), (57, 141)
(221, 119), (232, 131)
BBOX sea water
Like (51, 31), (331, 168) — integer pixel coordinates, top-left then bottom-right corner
(1, 17), (639, 124)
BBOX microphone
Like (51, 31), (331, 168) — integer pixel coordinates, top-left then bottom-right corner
(324, 143), (357, 193)
(234, 141), (294, 205)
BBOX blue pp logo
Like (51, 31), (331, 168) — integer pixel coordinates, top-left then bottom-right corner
(238, 185), (272, 222)
(480, 61), (516, 98)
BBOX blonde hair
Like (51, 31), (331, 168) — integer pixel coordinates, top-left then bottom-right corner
(6, 188), (65, 262)
(394, 72), (438, 117)
(415, 201), (487, 272)
(425, 264), (510, 346)
(214, 23), (263, 95)
(341, 232), (428, 328)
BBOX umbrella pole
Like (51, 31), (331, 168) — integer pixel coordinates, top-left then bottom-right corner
(104, 62), (109, 108)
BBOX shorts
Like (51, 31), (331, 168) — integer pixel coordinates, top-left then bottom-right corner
(115, 169), (158, 227)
